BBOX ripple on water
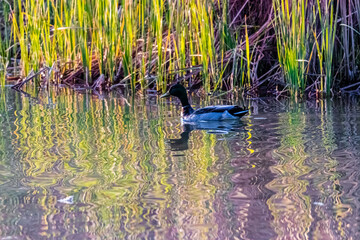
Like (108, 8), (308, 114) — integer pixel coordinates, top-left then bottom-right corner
(1, 90), (360, 239)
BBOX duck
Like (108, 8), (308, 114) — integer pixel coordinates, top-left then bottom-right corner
(160, 83), (249, 122)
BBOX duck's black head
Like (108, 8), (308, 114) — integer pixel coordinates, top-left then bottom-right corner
(161, 83), (187, 98)
(160, 83), (190, 107)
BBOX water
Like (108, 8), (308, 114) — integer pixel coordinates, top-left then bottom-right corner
(0, 88), (360, 239)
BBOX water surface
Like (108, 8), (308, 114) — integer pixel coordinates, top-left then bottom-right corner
(0, 88), (360, 239)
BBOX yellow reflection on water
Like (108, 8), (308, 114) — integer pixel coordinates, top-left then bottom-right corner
(3, 89), (228, 239)
(1, 90), (359, 239)
(267, 108), (312, 239)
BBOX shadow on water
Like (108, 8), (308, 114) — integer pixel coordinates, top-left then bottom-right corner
(166, 120), (246, 152)
(1, 87), (360, 239)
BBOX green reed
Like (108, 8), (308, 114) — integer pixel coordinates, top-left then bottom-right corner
(121, 0), (136, 90)
(314, 0), (338, 95)
(0, 2), (11, 90)
(191, 0), (216, 92)
(153, 0), (165, 91)
(273, 0), (310, 96)
(244, 21), (252, 88)
(2, 0), (238, 93)
(1, 0), (358, 96)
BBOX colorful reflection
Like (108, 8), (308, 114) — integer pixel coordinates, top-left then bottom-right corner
(0, 88), (360, 239)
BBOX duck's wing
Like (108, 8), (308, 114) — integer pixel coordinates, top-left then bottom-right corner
(193, 105), (248, 117)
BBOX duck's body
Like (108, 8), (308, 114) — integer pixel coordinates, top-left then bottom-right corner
(161, 83), (249, 122)
(182, 105), (248, 122)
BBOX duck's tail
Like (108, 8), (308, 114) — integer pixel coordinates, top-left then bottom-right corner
(233, 109), (249, 117)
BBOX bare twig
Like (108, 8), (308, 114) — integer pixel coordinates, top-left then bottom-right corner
(340, 82), (360, 91)
(11, 68), (49, 90)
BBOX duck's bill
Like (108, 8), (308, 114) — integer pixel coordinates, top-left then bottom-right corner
(160, 92), (171, 98)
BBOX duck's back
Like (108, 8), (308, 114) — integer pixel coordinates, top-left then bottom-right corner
(183, 105), (248, 122)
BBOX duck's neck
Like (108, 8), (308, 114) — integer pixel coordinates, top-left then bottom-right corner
(182, 105), (194, 116)
(178, 95), (194, 116)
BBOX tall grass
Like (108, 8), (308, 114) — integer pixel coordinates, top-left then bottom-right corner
(0, 2), (11, 105)
(273, 0), (356, 96)
(0, 1), (11, 88)
(313, 0), (338, 95)
(1, 0), (258, 93)
(273, 0), (310, 96)
(0, 0), (359, 97)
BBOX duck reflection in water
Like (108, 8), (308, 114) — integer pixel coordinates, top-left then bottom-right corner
(166, 120), (245, 151)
